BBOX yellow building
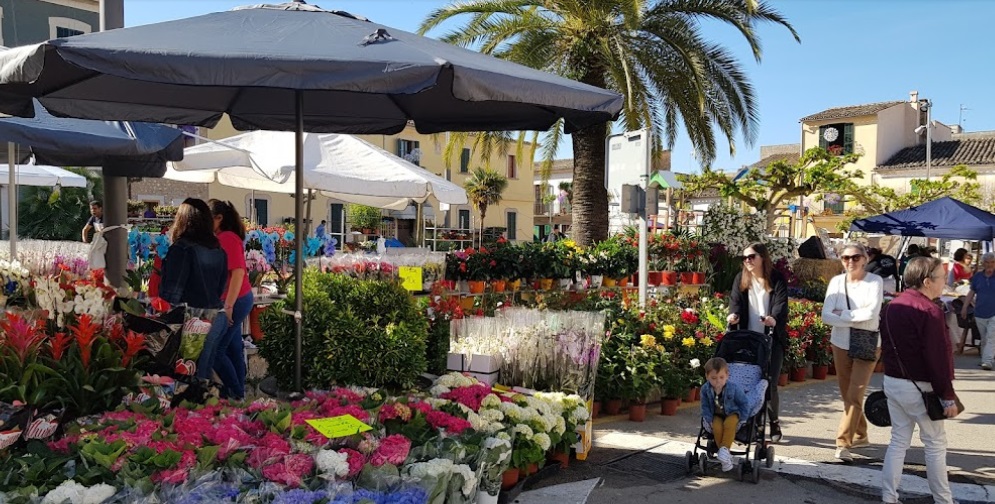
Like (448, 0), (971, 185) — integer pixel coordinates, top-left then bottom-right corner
(132, 117), (535, 247)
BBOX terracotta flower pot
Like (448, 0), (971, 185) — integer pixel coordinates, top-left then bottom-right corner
(629, 402), (648, 422)
(679, 272), (695, 284)
(602, 277), (618, 287)
(660, 398), (680, 416)
(501, 468), (520, 490)
(647, 271), (663, 286)
(692, 272), (706, 285)
(491, 280), (506, 293)
(549, 450), (570, 468)
(605, 398), (624, 415)
(790, 367), (807, 382)
(468, 280), (486, 294)
(694, 387), (701, 401)
(592, 401), (601, 419)
(778, 373), (789, 386)
(525, 463), (539, 476)
(684, 387), (698, 403)
(660, 271), (678, 286)
(249, 305), (266, 341)
(812, 364), (829, 380)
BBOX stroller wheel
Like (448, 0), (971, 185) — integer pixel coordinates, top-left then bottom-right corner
(699, 453), (708, 475)
(765, 446), (775, 468)
(706, 440), (717, 458)
(736, 460), (745, 482)
(684, 451), (694, 475)
(751, 461), (761, 484)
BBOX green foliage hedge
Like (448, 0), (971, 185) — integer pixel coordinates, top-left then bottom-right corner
(258, 270), (428, 390)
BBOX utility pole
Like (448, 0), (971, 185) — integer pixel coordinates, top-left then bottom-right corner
(100, 0), (127, 288)
(959, 104), (970, 129)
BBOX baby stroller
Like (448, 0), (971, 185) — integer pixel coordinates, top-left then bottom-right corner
(684, 328), (775, 483)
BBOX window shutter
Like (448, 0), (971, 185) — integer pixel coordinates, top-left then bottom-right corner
(818, 126), (827, 150)
(460, 149), (470, 172)
(396, 138), (405, 157)
(843, 123), (854, 154)
(507, 212), (517, 240)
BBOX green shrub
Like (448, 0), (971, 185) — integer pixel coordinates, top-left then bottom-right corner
(259, 270), (428, 390)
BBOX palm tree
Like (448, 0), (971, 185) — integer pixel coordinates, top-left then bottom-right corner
(419, 0), (798, 245)
(463, 167), (509, 247)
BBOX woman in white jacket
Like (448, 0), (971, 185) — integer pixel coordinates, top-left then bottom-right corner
(822, 242), (884, 462)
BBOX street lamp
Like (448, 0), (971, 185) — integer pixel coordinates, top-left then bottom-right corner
(914, 99), (932, 180)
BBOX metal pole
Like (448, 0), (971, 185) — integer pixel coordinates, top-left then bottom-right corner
(637, 131), (652, 308)
(293, 90), (304, 392)
(100, 0), (126, 287)
(7, 142), (16, 259)
(926, 102), (932, 181)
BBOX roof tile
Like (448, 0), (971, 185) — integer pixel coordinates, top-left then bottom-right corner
(800, 101), (905, 122)
(878, 137), (995, 170)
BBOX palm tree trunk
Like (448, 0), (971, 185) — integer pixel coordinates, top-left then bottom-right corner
(571, 122), (609, 246)
(479, 205), (487, 248)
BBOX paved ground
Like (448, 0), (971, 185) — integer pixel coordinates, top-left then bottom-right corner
(518, 353), (995, 504)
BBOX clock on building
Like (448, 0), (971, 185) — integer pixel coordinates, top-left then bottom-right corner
(823, 127), (839, 142)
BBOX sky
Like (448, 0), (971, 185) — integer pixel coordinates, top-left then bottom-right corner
(125, 0), (995, 174)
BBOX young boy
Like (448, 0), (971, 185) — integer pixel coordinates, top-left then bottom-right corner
(701, 357), (752, 471)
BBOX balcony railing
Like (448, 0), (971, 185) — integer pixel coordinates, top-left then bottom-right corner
(534, 202), (550, 215)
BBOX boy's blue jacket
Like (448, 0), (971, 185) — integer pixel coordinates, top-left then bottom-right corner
(700, 381), (752, 425)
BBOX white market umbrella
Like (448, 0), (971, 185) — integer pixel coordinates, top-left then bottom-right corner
(0, 163), (87, 188)
(167, 130), (468, 209)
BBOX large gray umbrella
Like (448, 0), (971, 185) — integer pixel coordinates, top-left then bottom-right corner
(0, 0), (623, 391)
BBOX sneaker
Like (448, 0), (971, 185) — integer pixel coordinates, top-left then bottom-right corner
(850, 438), (870, 449)
(721, 459), (735, 472)
(770, 421), (782, 443)
(982, 362), (993, 371)
(835, 447), (853, 462)
(717, 447), (732, 464)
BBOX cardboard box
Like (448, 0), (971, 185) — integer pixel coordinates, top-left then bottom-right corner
(446, 353), (502, 385)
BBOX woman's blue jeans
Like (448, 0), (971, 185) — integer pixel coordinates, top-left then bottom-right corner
(214, 292), (253, 399)
(196, 311), (229, 381)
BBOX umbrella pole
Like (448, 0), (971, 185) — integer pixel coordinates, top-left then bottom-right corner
(7, 142), (15, 259)
(294, 90), (304, 392)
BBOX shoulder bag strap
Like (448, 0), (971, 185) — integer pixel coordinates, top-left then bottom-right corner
(882, 304), (926, 396)
(844, 276), (851, 310)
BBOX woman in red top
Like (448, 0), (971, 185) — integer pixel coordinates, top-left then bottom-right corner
(209, 199), (253, 400)
(949, 248), (973, 285)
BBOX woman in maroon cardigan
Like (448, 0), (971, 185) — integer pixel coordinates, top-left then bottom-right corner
(880, 256), (960, 504)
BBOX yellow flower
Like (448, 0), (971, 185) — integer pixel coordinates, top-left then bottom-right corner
(640, 334), (658, 348)
(700, 337), (714, 346)
(682, 337), (696, 348)
(663, 325), (676, 340)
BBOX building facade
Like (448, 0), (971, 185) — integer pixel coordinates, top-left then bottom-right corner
(0, 0), (98, 47)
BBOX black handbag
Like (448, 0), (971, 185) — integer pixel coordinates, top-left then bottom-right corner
(844, 279), (879, 361)
(881, 305), (952, 422)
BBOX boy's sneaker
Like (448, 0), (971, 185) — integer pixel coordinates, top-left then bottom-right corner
(835, 447), (853, 462)
(717, 447), (734, 472)
(770, 421), (782, 443)
(982, 362), (992, 371)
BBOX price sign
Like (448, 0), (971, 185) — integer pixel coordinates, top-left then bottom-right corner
(398, 266), (423, 291)
(305, 415), (372, 439)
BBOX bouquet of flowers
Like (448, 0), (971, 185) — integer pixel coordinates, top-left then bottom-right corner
(246, 249), (272, 287)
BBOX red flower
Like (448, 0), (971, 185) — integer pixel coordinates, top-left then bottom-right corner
(479, 246), (489, 254)
(0, 313), (45, 364)
(648, 323), (656, 331)
(150, 297), (171, 313)
(70, 314), (101, 369)
(680, 310), (699, 324)
(49, 332), (71, 361)
(121, 331), (146, 367)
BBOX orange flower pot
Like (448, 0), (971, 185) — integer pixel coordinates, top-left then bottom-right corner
(679, 272), (695, 284)
(460, 297), (476, 311)
(501, 468), (520, 490)
(660, 271), (678, 286)
(491, 280), (506, 293)
(468, 280), (486, 294)
(617, 276), (630, 287)
(660, 398), (680, 416)
(249, 305), (266, 341)
(692, 272), (706, 284)
(790, 367), (806, 382)
(778, 373), (789, 386)
(629, 402), (647, 422)
(812, 365), (829, 380)
(647, 271), (662, 286)
(548, 450), (570, 468)
(605, 398), (624, 415)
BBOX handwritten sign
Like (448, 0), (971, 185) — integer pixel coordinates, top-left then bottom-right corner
(305, 415), (372, 439)
(398, 266), (423, 291)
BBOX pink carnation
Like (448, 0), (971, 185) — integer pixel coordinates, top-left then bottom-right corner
(425, 411), (473, 435)
(369, 434), (411, 467)
(441, 383), (492, 411)
(339, 448), (366, 478)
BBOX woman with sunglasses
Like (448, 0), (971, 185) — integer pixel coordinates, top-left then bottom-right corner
(821, 243), (884, 462)
(727, 243), (789, 443)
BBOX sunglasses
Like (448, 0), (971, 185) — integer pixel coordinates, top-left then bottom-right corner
(742, 253), (758, 262)
(840, 254), (864, 262)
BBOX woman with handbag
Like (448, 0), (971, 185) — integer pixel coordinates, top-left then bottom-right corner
(727, 242), (789, 443)
(158, 198), (229, 386)
(881, 256), (960, 504)
(821, 243), (884, 462)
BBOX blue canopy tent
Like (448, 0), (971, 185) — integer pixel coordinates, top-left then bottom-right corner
(849, 196), (995, 241)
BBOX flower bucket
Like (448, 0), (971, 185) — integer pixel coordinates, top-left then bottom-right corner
(468, 280), (486, 294)
(491, 280), (506, 293)
(778, 373), (789, 387)
(590, 275), (604, 288)
(501, 468), (520, 490)
(477, 491), (500, 504)
(628, 403), (647, 422)
(539, 278), (554, 291)
(605, 398), (624, 415)
(812, 364), (829, 380)
(249, 305), (266, 341)
(790, 367), (806, 382)
(692, 272), (706, 285)
(660, 271), (678, 286)
(647, 271), (662, 286)
(679, 272), (695, 284)
(660, 398), (680, 416)
(602, 277), (618, 288)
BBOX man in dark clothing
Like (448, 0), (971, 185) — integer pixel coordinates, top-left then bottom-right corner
(866, 247), (898, 280)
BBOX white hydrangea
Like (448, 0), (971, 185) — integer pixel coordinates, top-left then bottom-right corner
(554, 416), (567, 435)
(483, 437), (512, 450)
(41, 480), (113, 504)
(480, 408), (505, 423)
(453, 463), (477, 496)
(533, 432), (552, 451)
(315, 449), (350, 478)
(466, 411), (488, 432)
(496, 431), (512, 441)
(571, 405), (590, 423)
(430, 385), (451, 396)
(480, 394), (502, 409)
(435, 372), (476, 389)
(406, 458), (454, 479)
(513, 424), (534, 440)
(83, 484), (116, 504)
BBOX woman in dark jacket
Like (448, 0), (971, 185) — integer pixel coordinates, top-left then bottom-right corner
(159, 198), (229, 383)
(726, 242), (789, 442)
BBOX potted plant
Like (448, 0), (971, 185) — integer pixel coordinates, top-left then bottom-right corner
(785, 327), (810, 381)
(808, 314), (832, 379)
(621, 340), (661, 422)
